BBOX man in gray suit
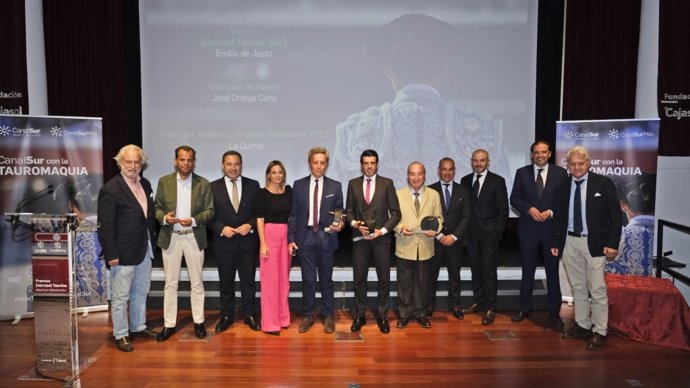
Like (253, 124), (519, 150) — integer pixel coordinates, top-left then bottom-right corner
(346, 149), (401, 334)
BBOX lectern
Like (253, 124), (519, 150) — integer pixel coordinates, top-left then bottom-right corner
(5, 213), (79, 379)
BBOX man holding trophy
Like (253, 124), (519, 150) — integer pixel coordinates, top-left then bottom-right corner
(346, 149), (402, 334)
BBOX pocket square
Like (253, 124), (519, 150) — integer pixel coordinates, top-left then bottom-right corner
(325, 194), (334, 198)
(594, 192), (602, 197)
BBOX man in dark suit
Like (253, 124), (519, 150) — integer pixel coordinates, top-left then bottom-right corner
(97, 144), (158, 352)
(346, 149), (401, 334)
(552, 146), (621, 350)
(510, 141), (568, 330)
(153, 145), (214, 341)
(427, 157), (470, 319)
(460, 149), (509, 325)
(209, 150), (261, 333)
(288, 147), (344, 334)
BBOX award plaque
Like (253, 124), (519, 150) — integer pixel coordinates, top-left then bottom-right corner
(415, 216), (442, 235)
(325, 208), (345, 233)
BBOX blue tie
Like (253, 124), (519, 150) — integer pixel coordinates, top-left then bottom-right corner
(573, 180), (584, 234)
(443, 183), (450, 209)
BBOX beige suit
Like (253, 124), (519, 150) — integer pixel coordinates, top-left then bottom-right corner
(394, 187), (443, 261)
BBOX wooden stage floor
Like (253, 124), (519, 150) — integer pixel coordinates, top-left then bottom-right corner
(1, 308), (689, 388)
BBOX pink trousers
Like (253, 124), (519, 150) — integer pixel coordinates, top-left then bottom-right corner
(260, 223), (292, 331)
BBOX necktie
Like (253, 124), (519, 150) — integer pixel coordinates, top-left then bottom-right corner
(536, 168), (544, 198)
(312, 179), (319, 231)
(443, 183), (450, 209)
(414, 192), (420, 216)
(231, 179), (239, 212)
(573, 179), (584, 234)
(472, 174), (482, 200)
(365, 178), (372, 204)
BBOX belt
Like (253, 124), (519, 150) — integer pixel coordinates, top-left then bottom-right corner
(173, 229), (194, 235)
(568, 231), (587, 237)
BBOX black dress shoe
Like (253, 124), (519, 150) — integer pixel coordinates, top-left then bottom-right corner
(194, 323), (207, 338)
(115, 336), (133, 352)
(511, 310), (529, 323)
(586, 332), (606, 350)
(244, 315), (261, 331)
(425, 308), (434, 318)
(481, 309), (496, 326)
(377, 317), (390, 334)
(562, 324), (592, 340)
(462, 303), (483, 314)
(450, 308), (464, 320)
(215, 315), (233, 333)
(265, 330), (280, 336)
(350, 316), (366, 332)
(156, 327), (176, 342)
(415, 317), (432, 329)
(396, 317), (410, 329)
(548, 314), (565, 331)
(130, 328), (158, 341)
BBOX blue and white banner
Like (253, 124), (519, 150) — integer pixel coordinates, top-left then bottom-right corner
(556, 118), (660, 277)
(0, 114), (106, 317)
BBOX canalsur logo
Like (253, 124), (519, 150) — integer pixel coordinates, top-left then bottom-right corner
(563, 131), (574, 141)
(608, 129), (621, 140)
(0, 125), (10, 136)
(50, 126), (63, 137)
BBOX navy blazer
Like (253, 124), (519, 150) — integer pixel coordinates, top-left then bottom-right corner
(209, 175), (260, 252)
(460, 170), (509, 236)
(428, 181), (471, 246)
(510, 163), (568, 240)
(551, 172), (622, 257)
(287, 175), (343, 251)
(97, 174), (156, 266)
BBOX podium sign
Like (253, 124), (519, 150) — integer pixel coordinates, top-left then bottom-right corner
(30, 214), (79, 376)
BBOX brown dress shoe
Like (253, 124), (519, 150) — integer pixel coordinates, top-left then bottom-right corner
(586, 333), (606, 350)
(298, 316), (314, 333)
(115, 336), (133, 352)
(324, 315), (336, 334)
(561, 324), (592, 340)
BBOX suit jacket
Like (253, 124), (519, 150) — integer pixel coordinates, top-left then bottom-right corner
(208, 175), (260, 252)
(345, 175), (401, 241)
(287, 175), (343, 251)
(551, 172), (622, 257)
(510, 163), (568, 240)
(428, 181), (471, 246)
(394, 187), (443, 261)
(154, 172), (214, 250)
(97, 174), (156, 265)
(460, 170), (509, 236)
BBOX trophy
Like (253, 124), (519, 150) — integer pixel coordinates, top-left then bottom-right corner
(414, 215), (442, 235)
(325, 208), (345, 233)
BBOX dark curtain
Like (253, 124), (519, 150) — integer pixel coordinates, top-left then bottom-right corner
(535, 0), (565, 152)
(562, 0), (641, 120)
(0, 0), (28, 114)
(657, 0), (690, 156)
(42, 0), (132, 180)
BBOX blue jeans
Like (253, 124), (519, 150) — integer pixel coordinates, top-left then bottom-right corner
(110, 242), (153, 339)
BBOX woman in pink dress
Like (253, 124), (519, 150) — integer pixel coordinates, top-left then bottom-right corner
(255, 161), (293, 335)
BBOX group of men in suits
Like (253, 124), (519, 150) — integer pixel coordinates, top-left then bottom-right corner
(98, 141), (620, 351)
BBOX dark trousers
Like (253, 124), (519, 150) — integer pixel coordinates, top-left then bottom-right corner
(518, 235), (562, 315)
(216, 245), (257, 316)
(299, 230), (335, 317)
(466, 229), (500, 310)
(397, 257), (431, 319)
(352, 238), (391, 318)
(429, 241), (464, 310)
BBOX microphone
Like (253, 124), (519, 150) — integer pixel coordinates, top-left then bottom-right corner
(14, 184), (55, 213)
